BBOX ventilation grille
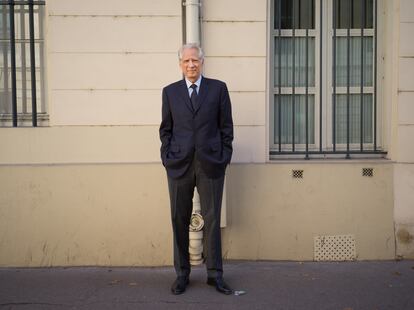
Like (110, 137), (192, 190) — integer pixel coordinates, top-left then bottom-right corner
(314, 234), (356, 261)
(362, 168), (374, 177)
(292, 170), (303, 179)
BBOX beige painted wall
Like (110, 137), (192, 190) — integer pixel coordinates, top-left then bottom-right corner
(0, 0), (409, 266)
(0, 0), (269, 166)
(394, 0), (414, 258)
(223, 163), (395, 260)
(202, 0), (267, 163)
(0, 0), (276, 172)
(0, 163), (394, 267)
(46, 0), (182, 153)
(0, 127), (160, 164)
(0, 164), (172, 266)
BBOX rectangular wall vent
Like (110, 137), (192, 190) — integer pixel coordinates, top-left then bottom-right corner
(314, 234), (356, 261)
(362, 168), (374, 177)
(292, 170), (304, 179)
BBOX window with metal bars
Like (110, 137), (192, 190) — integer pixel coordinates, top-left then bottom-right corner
(0, 0), (46, 127)
(270, 0), (385, 159)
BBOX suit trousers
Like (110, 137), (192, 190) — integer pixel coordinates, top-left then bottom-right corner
(167, 156), (225, 278)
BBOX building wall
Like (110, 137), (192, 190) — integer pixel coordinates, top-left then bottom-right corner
(48, 0), (181, 127)
(0, 0), (406, 266)
(0, 162), (395, 266)
(0, 164), (172, 266)
(394, 0), (414, 258)
(202, 0), (267, 163)
(224, 163), (395, 261)
(1, 0), (181, 266)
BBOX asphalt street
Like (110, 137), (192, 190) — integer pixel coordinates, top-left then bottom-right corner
(1, 260), (414, 310)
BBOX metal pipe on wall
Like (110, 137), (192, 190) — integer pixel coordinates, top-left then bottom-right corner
(185, 0), (200, 44)
(183, 0), (203, 266)
(183, 0), (227, 266)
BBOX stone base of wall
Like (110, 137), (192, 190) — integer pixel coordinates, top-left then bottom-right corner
(0, 162), (395, 267)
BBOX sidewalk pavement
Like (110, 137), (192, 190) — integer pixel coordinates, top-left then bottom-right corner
(1, 260), (414, 310)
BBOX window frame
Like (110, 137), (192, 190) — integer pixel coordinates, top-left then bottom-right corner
(0, 0), (47, 127)
(325, 0), (376, 152)
(269, 0), (386, 159)
(269, 0), (322, 153)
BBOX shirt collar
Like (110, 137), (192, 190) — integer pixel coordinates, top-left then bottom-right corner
(185, 75), (202, 90)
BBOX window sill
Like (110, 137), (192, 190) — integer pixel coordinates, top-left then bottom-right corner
(268, 154), (391, 164)
(0, 113), (49, 127)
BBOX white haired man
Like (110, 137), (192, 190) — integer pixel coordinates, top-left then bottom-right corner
(159, 43), (234, 295)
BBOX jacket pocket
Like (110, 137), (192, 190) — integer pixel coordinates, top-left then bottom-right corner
(210, 143), (220, 152)
(170, 144), (180, 153)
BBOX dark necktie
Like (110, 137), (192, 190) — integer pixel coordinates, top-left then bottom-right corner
(190, 84), (198, 111)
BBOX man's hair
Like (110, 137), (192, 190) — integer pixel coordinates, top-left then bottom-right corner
(178, 43), (204, 61)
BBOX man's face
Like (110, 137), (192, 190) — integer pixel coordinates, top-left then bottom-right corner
(179, 48), (203, 83)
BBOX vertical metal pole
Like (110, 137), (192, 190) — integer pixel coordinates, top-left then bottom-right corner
(319, 0), (323, 153)
(346, 0), (351, 158)
(360, 0), (365, 151)
(20, 4), (27, 113)
(185, 0), (200, 44)
(39, 4), (45, 113)
(292, 0), (296, 152)
(305, 26), (309, 159)
(351, 0), (354, 27)
(184, 0), (203, 266)
(1, 4), (10, 113)
(181, 1), (186, 45)
(332, 0), (337, 151)
(374, 0), (377, 151)
(312, 0), (315, 29)
(278, 0), (282, 151)
(9, 0), (18, 127)
(29, 0), (37, 126)
(337, 0), (341, 28)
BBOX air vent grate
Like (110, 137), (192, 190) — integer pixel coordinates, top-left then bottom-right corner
(314, 234), (356, 261)
(362, 168), (374, 177)
(292, 170), (303, 179)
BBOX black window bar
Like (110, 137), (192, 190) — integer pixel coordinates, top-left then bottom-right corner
(319, 0), (322, 154)
(292, 0), (296, 153)
(332, 0), (337, 153)
(0, 0), (45, 127)
(271, 0), (385, 159)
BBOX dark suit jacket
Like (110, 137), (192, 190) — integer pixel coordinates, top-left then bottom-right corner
(159, 77), (233, 179)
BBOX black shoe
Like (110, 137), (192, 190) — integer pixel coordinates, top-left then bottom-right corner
(207, 277), (232, 295)
(171, 276), (189, 295)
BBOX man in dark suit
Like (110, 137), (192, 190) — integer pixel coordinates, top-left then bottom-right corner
(159, 43), (233, 295)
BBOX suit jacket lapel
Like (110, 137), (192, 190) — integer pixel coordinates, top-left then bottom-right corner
(194, 77), (208, 114)
(177, 79), (194, 113)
